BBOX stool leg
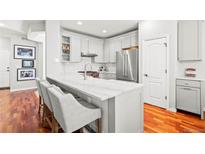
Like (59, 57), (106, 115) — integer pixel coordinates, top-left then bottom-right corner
(97, 119), (102, 133)
(38, 96), (41, 114)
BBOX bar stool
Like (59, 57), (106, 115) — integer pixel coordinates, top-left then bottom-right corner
(39, 81), (54, 131)
(35, 78), (44, 115)
(47, 86), (102, 133)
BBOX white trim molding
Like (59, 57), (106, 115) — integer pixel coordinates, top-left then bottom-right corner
(10, 86), (37, 92)
(167, 108), (177, 112)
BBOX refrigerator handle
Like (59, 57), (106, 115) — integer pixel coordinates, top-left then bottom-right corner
(124, 54), (128, 76)
(122, 54), (125, 76)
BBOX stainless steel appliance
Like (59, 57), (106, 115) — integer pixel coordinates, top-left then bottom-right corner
(116, 49), (138, 82)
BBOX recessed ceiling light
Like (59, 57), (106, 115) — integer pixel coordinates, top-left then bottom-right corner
(102, 30), (107, 33)
(0, 23), (5, 27)
(77, 21), (83, 25)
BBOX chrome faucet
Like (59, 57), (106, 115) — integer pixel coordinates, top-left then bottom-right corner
(84, 63), (92, 80)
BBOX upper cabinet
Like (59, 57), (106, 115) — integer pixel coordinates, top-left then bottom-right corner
(70, 36), (81, 62)
(178, 21), (201, 61)
(89, 39), (104, 63)
(109, 39), (121, 63)
(61, 33), (81, 62)
(131, 33), (138, 46)
(81, 38), (89, 54)
(61, 29), (138, 63)
(121, 35), (131, 49)
(104, 31), (138, 63)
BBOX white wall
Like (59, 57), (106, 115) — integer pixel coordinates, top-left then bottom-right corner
(27, 31), (45, 79)
(139, 20), (178, 110)
(46, 20), (62, 77)
(176, 21), (205, 78)
(9, 36), (42, 91)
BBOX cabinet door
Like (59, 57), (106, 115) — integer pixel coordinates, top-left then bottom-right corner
(104, 40), (110, 63)
(121, 36), (131, 49)
(94, 40), (104, 63)
(89, 39), (104, 63)
(109, 39), (121, 63)
(131, 33), (138, 46)
(70, 36), (81, 62)
(176, 86), (200, 114)
(178, 21), (201, 61)
(81, 38), (89, 54)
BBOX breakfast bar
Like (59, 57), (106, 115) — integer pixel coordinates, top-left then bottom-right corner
(47, 74), (143, 133)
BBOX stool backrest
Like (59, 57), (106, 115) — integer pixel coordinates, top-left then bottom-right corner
(47, 87), (66, 131)
(40, 81), (53, 111)
(35, 78), (43, 97)
(48, 86), (87, 132)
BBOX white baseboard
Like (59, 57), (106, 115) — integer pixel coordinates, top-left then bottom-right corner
(167, 107), (177, 112)
(10, 87), (37, 92)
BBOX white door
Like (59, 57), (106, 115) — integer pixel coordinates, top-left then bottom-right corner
(143, 37), (167, 108)
(0, 37), (10, 88)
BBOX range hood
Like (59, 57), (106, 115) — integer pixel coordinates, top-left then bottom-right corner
(81, 52), (98, 57)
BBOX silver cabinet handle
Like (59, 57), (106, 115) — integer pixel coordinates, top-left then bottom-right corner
(182, 87), (192, 90)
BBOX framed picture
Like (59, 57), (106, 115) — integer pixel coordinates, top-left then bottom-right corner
(17, 68), (36, 81)
(14, 45), (36, 59)
(22, 60), (34, 68)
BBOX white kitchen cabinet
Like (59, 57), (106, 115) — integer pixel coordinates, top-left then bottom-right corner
(121, 35), (131, 49)
(178, 21), (201, 61)
(177, 86), (200, 114)
(99, 72), (116, 80)
(103, 40), (110, 63)
(109, 39), (121, 63)
(89, 39), (104, 63)
(131, 33), (138, 46)
(70, 36), (81, 62)
(176, 79), (201, 115)
(81, 38), (89, 54)
(94, 40), (104, 63)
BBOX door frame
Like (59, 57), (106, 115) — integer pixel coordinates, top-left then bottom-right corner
(0, 36), (11, 89)
(142, 34), (170, 109)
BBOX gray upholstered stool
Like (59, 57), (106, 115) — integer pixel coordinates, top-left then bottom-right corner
(39, 81), (54, 131)
(35, 78), (44, 114)
(47, 86), (102, 133)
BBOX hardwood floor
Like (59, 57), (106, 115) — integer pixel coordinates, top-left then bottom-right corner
(144, 103), (205, 133)
(0, 89), (205, 133)
(0, 89), (49, 133)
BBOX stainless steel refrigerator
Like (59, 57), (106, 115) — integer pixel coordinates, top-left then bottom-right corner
(116, 49), (138, 82)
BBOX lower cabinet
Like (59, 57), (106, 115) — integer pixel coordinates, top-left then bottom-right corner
(176, 79), (202, 115)
(176, 86), (200, 114)
(99, 73), (116, 80)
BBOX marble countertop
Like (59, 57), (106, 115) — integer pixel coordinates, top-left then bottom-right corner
(176, 76), (205, 81)
(99, 71), (116, 74)
(47, 74), (142, 101)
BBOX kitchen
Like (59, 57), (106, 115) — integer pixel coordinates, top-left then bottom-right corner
(45, 20), (142, 133)
(1, 1), (205, 154)
(0, 20), (205, 133)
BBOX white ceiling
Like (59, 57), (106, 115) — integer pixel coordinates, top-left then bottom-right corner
(61, 20), (138, 38)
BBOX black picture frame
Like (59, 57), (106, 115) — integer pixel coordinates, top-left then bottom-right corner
(14, 44), (36, 60)
(17, 68), (36, 81)
(22, 60), (34, 68)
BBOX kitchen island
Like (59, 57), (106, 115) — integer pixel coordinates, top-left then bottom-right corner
(47, 74), (143, 133)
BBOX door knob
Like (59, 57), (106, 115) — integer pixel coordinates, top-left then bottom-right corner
(144, 74), (148, 77)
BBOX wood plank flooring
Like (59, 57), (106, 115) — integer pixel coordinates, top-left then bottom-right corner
(144, 103), (205, 133)
(0, 89), (49, 133)
(0, 89), (205, 133)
